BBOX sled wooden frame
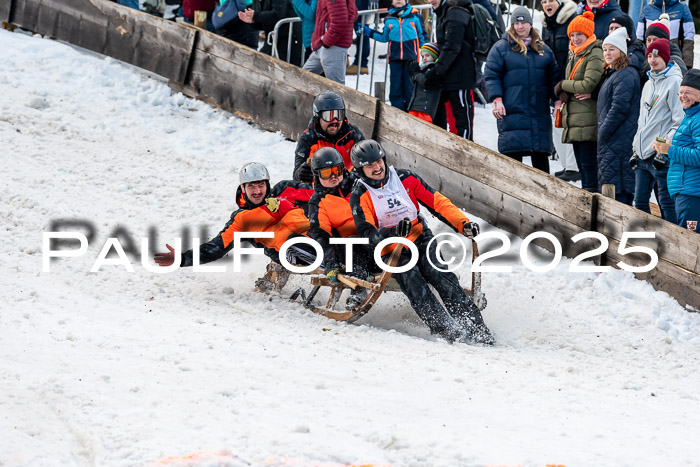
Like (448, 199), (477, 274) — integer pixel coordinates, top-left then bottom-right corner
(289, 239), (486, 324)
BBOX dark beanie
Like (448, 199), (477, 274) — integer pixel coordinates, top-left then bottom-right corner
(645, 16), (671, 41)
(646, 39), (671, 65)
(608, 13), (634, 41)
(681, 69), (700, 91)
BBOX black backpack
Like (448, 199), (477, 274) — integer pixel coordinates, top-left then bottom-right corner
(470, 3), (501, 60)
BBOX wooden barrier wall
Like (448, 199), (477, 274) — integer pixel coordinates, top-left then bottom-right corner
(7, 0), (699, 308)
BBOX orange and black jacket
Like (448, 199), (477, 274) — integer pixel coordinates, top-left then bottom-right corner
(293, 118), (365, 182)
(307, 173), (357, 266)
(349, 168), (471, 253)
(270, 179), (314, 215)
(180, 184), (310, 266)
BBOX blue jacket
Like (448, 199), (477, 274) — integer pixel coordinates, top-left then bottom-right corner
(596, 65), (640, 195)
(636, 0), (695, 42)
(369, 4), (426, 62)
(483, 36), (560, 155)
(668, 104), (700, 198)
(576, 0), (623, 40)
(291, 0), (318, 49)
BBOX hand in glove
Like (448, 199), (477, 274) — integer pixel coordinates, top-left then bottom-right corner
(394, 218), (413, 237)
(423, 69), (442, 89)
(154, 244), (176, 267)
(295, 163), (314, 183)
(462, 221), (480, 239)
(554, 80), (569, 104)
(362, 25), (373, 38)
(407, 60), (420, 76)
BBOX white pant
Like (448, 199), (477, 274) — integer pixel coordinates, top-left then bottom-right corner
(302, 46), (348, 85)
(552, 116), (578, 172)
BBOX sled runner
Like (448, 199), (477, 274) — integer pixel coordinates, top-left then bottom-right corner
(289, 240), (486, 323)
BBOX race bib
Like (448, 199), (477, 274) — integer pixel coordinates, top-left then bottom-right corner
(360, 166), (418, 228)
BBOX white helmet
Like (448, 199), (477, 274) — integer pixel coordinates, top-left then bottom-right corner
(239, 162), (270, 185)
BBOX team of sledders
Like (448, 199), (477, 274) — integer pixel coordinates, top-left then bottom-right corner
(154, 90), (494, 345)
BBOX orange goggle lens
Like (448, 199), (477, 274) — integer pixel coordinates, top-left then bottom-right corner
(318, 165), (343, 179)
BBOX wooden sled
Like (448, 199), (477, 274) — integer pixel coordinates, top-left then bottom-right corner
(289, 240), (486, 324)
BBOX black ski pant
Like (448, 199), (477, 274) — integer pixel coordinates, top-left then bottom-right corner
(387, 233), (489, 342)
(433, 89), (475, 141)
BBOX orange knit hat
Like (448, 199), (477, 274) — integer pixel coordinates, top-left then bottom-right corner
(567, 11), (595, 38)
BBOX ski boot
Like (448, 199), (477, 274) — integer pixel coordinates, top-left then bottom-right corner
(254, 262), (290, 293)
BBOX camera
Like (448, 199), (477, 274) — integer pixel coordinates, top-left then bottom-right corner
(653, 151), (667, 170)
(629, 153), (640, 169)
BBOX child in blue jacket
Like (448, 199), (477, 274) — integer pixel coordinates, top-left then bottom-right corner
(364, 0), (427, 110)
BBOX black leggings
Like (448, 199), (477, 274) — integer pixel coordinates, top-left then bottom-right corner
(505, 151), (550, 174)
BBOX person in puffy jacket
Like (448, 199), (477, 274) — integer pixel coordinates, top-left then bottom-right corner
(653, 70), (700, 233)
(542, 0), (580, 181)
(484, 6), (560, 174)
(364, 0), (427, 110)
(302, 0), (358, 83)
(632, 38), (684, 222)
(636, 0), (694, 69)
(554, 11), (604, 192)
(575, 0), (623, 40)
(596, 27), (640, 205)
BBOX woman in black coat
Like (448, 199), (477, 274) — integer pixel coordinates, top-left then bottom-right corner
(596, 28), (641, 205)
(484, 7), (560, 173)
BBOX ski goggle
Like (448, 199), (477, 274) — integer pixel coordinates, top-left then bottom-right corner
(318, 109), (345, 122)
(317, 165), (344, 179)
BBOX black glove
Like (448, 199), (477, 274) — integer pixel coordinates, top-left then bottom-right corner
(462, 221), (480, 239)
(629, 153), (639, 170)
(394, 218), (413, 237)
(295, 163), (313, 183)
(407, 60), (420, 76)
(423, 69), (442, 89)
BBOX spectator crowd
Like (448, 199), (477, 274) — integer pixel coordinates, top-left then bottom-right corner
(117, 0), (699, 233)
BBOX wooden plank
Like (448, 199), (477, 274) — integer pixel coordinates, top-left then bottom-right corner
(377, 103), (593, 230)
(187, 31), (377, 141)
(382, 137), (596, 258)
(11, 0), (195, 83)
(597, 195), (700, 274)
(0, 0), (11, 23)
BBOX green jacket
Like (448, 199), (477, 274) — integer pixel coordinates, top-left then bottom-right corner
(561, 40), (604, 143)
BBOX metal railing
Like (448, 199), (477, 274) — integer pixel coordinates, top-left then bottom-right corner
(269, 0), (521, 98)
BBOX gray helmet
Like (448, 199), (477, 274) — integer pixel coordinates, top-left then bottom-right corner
(239, 162), (270, 185)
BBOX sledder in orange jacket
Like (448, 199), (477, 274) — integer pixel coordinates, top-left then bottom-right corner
(348, 139), (494, 345)
(293, 91), (365, 183)
(307, 147), (373, 309)
(154, 162), (310, 292)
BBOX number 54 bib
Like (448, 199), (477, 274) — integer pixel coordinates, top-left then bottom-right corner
(360, 166), (418, 228)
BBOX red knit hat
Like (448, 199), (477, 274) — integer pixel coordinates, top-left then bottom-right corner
(646, 38), (671, 66)
(568, 11), (595, 38)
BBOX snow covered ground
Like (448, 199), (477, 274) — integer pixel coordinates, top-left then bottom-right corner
(3, 28), (700, 467)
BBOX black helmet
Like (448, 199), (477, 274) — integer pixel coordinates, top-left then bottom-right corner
(350, 139), (385, 169)
(311, 147), (344, 174)
(313, 91), (345, 122)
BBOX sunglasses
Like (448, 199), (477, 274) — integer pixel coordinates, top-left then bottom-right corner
(319, 109), (345, 122)
(317, 165), (344, 179)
